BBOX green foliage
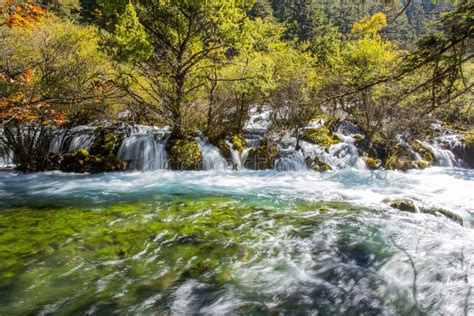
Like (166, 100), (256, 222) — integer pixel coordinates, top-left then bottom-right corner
(302, 126), (340, 147)
(105, 2), (153, 62)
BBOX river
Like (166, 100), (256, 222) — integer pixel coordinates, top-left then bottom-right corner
(0, 168), (473, 314)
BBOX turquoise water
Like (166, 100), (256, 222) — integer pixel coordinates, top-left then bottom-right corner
(0, 168), (473, 314)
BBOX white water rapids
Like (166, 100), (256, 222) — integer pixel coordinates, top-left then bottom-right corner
(0, 168), (473, 314)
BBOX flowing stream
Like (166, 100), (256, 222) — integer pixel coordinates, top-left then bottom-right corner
(0, 168), (473, 315)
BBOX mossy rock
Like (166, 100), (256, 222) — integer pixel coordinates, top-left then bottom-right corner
(363, 156), (381, 170)
(60, 149), (126, 173)
(408, 138), (435, 166)
(461, 129), (474, 147)
(390, 199), (418, 213)
(305, 156), (332, 172)
(388, 199), (464, 225)
(244, 139), (278, 170)
(423, 207), (464, 226)
(168, 138), (202, 170)
(384, 144), (417, 171)
(90, 127), (124, 157)
(302, 126), (340, 147)
(231, 134), (246, 153)
(216, 139), (232, 161)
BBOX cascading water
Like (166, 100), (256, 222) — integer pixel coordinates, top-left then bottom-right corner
(420, 140), (459, 167)
(49, 126), (96, 153)
(195, 137), (229, 171)
(226, 140), (244, 170)
(68, 133), (96, 152)
(117, 125), (169, 171)
(272, 122), (367, 171)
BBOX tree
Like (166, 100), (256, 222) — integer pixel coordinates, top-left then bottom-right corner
(0, 0), (45, 28)
(0, 16), (119, 171)
(105, 2), (152, 63)
(104, 0), (255, 138)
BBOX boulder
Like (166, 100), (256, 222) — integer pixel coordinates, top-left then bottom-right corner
(167, 138), (202, 170)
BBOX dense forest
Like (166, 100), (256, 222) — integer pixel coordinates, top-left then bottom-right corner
(1, 0), (473, 172)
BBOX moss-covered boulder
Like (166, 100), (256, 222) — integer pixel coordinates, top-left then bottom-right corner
(231, 134), (246, 153)
(90, 127), (124, 157)
(408, 138), (435, 168)
(215, 139), (232, 161)
(305, 156), (332, 172)
(245, 139), (279, 170)
(390, 199), (418, 213)
(363, 155), (382, 170)
(60, 149), (126, 173)
(302, 126), (340, 147)
(168, 138), (202, 170)
(388, 199), (464, 225)
(384, 144), (417, 171)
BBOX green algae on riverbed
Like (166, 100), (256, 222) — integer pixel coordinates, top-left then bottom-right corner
(0, 197), (376, 314)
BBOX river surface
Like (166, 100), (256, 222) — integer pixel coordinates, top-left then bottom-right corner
(0, 168), (473, 315)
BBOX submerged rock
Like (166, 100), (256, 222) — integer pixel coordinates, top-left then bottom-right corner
(423, 207), (464, 226)
(389, 199), (463, 225)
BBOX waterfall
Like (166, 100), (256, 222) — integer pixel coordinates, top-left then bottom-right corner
(68, 133), (95, 152)
(226, 140), (242, 170)
(275, 150), (308, 171)
(195, 137), (229, 171)
(296, 123), (366, 170)
(49, 126), (96, 153)
(117, 126), (169, 171)
(420, 141), (459, 167)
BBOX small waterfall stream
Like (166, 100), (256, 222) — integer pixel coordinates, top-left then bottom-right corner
(117, 126), (169, 171)
(38, 116), (470, 173)
(195, 137), (229, 171)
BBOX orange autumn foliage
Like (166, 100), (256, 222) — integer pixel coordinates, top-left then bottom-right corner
(1, 1), (62, 127)
(0, 0), (45, 29)
(0, 69), (64, 126)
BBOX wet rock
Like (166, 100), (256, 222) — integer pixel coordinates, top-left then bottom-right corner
(215, 139), (232, 161)
(363, 155), (381, 170)
(60, 149), (126, 173)
(384, 144), (417, 171)
(389, 199), (464, 225)
(245, 138), (279, 170)
(305, 156), (332, 172)
(230, 134), (246, 153)
(422, 207), (464, 226)
(390, 199), (418, 213)
(454, 132), (474, 168)
(167, 138), (202, 170)
(90, 127), (125, 157)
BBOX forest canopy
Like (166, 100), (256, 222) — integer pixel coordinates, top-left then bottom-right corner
(0, 0), (472, 171)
